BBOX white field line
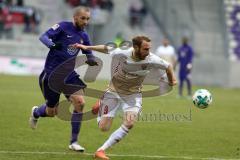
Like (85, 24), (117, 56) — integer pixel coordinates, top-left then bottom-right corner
(0, 150), (239, 160)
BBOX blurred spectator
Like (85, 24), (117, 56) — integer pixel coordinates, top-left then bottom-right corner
(79, 0), (91, 6)
(16, 0), (24, 6)
(177, 37), (194, 97)
(23, 7), (33, 33)
(3, 0), (24, 6)
(0, 4), (4, 37)
(129, 0), (147, 28)
(0, 3), (14, 39)
(230, 5), (240, 59)
(5, 0), (13, 6)
(23, 7), (41, 34)
(90, 0), (99, 7)
(32, 8), (41, 34)
(99, 0), (113, 12)
(155, 38), (177, 69)
(65, 0), (81, 7)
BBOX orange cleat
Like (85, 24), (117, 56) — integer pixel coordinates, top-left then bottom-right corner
(94, 150), (109, 160)
(92, 100), (100, 115)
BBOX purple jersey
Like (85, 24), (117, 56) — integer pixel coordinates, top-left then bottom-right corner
(177, 44), (194, 72)
(39, 21), (94, 74)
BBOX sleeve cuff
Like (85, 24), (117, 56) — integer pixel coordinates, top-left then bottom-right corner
(86, 54), (95, 61)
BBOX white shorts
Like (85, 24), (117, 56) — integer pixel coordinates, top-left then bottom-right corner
(97, 90), (142, 123)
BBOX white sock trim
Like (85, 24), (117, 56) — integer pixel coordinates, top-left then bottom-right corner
(97, 125), (129, 151)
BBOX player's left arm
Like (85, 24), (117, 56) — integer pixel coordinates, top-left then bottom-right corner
(81, 33), (98, 66)
(153, 55), (177, 86)
(39, 23), (63, 50)
(166, 65), (177, 86)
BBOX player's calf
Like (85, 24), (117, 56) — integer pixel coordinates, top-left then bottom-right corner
(123, 120), (135, 130)
(46, 107), (58, 117)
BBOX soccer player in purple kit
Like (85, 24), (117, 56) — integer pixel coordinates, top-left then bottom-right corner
(29, 6), (97, 152)
(177, 37), (194, 97)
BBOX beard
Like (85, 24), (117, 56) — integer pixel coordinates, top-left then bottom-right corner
(134, 50), (144, 60)
(75, 22), (85, 29)
(137, 52), (146, 60)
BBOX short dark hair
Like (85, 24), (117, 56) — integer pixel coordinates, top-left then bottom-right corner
(182, 37), (188, 44)
(132, 36), (151, 48)
(73, 6), (90, 16)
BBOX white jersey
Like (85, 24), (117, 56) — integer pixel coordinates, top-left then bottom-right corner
(155, 45), (176, 66)
(108, 47), (170, 95)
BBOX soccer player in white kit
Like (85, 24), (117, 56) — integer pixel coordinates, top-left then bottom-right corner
(71, 36), (177, 160)
(155, 38), (177, 69)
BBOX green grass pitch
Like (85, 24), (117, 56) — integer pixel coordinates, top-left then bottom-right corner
(0, 74), (240, 160)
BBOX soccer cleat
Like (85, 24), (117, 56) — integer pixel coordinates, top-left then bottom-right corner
(69, 142), (85, 152)
(94, 150), (109, 160)
(92, 100), (100, 115)
(29, 106), (39, 129)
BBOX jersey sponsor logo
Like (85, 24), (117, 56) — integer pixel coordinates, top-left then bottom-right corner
(67, 35), (73, 38)
(51, 24), (60, 30)
(180, 51), (186, 57)
(67, 45), (78, 55)
(141, 64), (148, 70)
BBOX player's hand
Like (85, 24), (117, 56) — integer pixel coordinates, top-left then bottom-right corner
(186, 63), (192, 71)
(169, 80), (177, 86)
(70, 43), (88, 50)
(51, 42), (62, 50)
(85, 60), (98, 66)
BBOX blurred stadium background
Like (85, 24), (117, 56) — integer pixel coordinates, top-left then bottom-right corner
(1, 0), (240, 87)
(0, 0), (240, 160)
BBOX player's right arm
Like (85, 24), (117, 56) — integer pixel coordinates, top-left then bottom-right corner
(39, 23), (62, 49)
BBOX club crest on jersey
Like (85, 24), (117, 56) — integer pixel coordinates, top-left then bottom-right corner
(67, 45), (78, 55)
(141, 64), (148, 70)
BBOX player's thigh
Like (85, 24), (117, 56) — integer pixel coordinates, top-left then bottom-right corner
(97, 92), (120, 131)
(123, 111), (139, 129)
(64, 72), (87, 93)
(39, 71), (60, 109)
(121, 93), (142, 129)
(64, 75), (86, 112)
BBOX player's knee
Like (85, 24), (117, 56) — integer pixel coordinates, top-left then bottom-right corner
(75, 99), (85, 107)
(73, 99), (85, 112)
(100, 127), (110, 132)
(74, 104), (85, 113)
(124, 121), (135, 130)
(98, 123), (110, 132)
